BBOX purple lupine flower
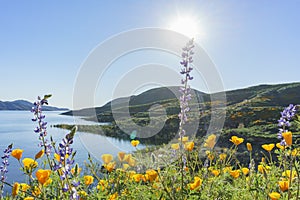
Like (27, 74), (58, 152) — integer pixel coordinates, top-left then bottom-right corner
(54, 126), (78, 195)
(277, 104), (297, 145)
(0, 144), (13, 198)
(31, 95), (52, 155)
(178, 39), (195, 138)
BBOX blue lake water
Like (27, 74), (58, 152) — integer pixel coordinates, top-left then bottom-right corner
(0, 111), (141, 194)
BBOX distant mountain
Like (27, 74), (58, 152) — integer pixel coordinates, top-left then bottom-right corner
(0, 99), (68, 111)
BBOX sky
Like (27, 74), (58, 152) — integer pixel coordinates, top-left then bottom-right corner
(0, 1), (299, 109)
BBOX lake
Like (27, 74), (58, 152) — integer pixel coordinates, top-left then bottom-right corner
(0, 111), (142, 194)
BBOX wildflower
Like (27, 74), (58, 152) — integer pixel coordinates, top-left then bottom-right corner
(108, 192), (118, 200)
(12, 182), (19, 197)
(22, 158), (38, 170)
(78, 190), (87, 197)
(178, 39), (194, 137)
(131, 140), (140, 147)
(230, 136), (244, 146)
(223, 166), (232, 173)
(0, 143), (13, 198)
(258, 164), (271, 174)
(104, 162), (116, 172)
(132, 174), (144, 182)
(211, 170), (220, 177)
(189, 176), (202, 190)
(97, 180), (108, 191)
(123, 164), (130, 170)
(11, 149), (23, 160)
(269, 192), (281, 200)
(32, 186), (41, 196)
(36, 169), (51, 185)
(230, 170), (240, 179)
(24, 197), (34, 200)
(171, 143), (180, 150)
(246, 143), (252, 151)
(206, 151), (214, 161)
(118, 152), (126, 161)
(219, 153), (227, 161)
(282, 170), (297, 180)
(146, 169), (158, 182)
(282, 131), (292, 146)
(31, 95), (52, 156)
(204, 134), (217, 149)
(277, 104), (297, 145)
(44, 178), (52, 186)
(278, 180), (289, 192)
(276, 143), (285, 150)
(101, 154), (113, 164)
(19, 183), (30, 192)
(84, 175), (94, 185)
(178, 136), (189, 143)
(184, 141), (194, 151)
(241, 168), (250, 176)
(34, 149), (44, 160)
(261, 144), (275, 152)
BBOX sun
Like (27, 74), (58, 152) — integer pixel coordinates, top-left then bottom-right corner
(168, 16), (200, 38)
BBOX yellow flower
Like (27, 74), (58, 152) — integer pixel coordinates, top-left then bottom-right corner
(78, 190), (87, 197)
(22, 158), (38, 170)
(24, 197), (34, 200)
(84, 175), (94, 185)
(278, 180), (289, 192)
(123, 164), (130, 170)
(108, 192), (118, 200)
(104, 162), (116, 172)
(219, 153), (227, 161)
(246, 143), (252, 151)
(230, 170), (240, 179)
(229, 136), (244, 146)
(184, 141), (194, 151)
(189, 176), (202, 190)
(97, 180), (108, 191)
(132, 174), (144, 182)
(211, 169), (220, 177)
(178, 136), (189, 143)
(19, 183), (30, 192)
(128, 157), (136, 167)
(282, 131), (293, 146)
(241, 168), (249, 176)
(118, 152), (126, 161)
(131, 140), (140, 147)
(206, 151), (214, 160)
(36, 169), (51, 185)
(258, 164), (271, 174)
(269, 192), (280, 200)
(11, 149), (23, 160)
(282, 170), (297, 179)
(12, 182), (19, 197)
(262, 144), (275, 152)
(291, 148), (300, 157)
(32, 186), (41, 196)
(146, 169), (158, 182)
(34, 149), (44, 160)
(171, 143), (180, 150)
(204, 134), (217, 149)
(101, 154), (113, 164)
(276, 143), (285, 150)
(223, 166), (232, 173)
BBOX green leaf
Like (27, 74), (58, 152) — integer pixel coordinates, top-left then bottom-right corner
(43, 94), (52, 100)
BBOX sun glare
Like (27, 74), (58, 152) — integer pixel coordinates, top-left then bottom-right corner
(169, 16), (200, 38)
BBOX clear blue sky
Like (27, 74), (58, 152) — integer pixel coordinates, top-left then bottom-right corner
(0, 1), (299, 109)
